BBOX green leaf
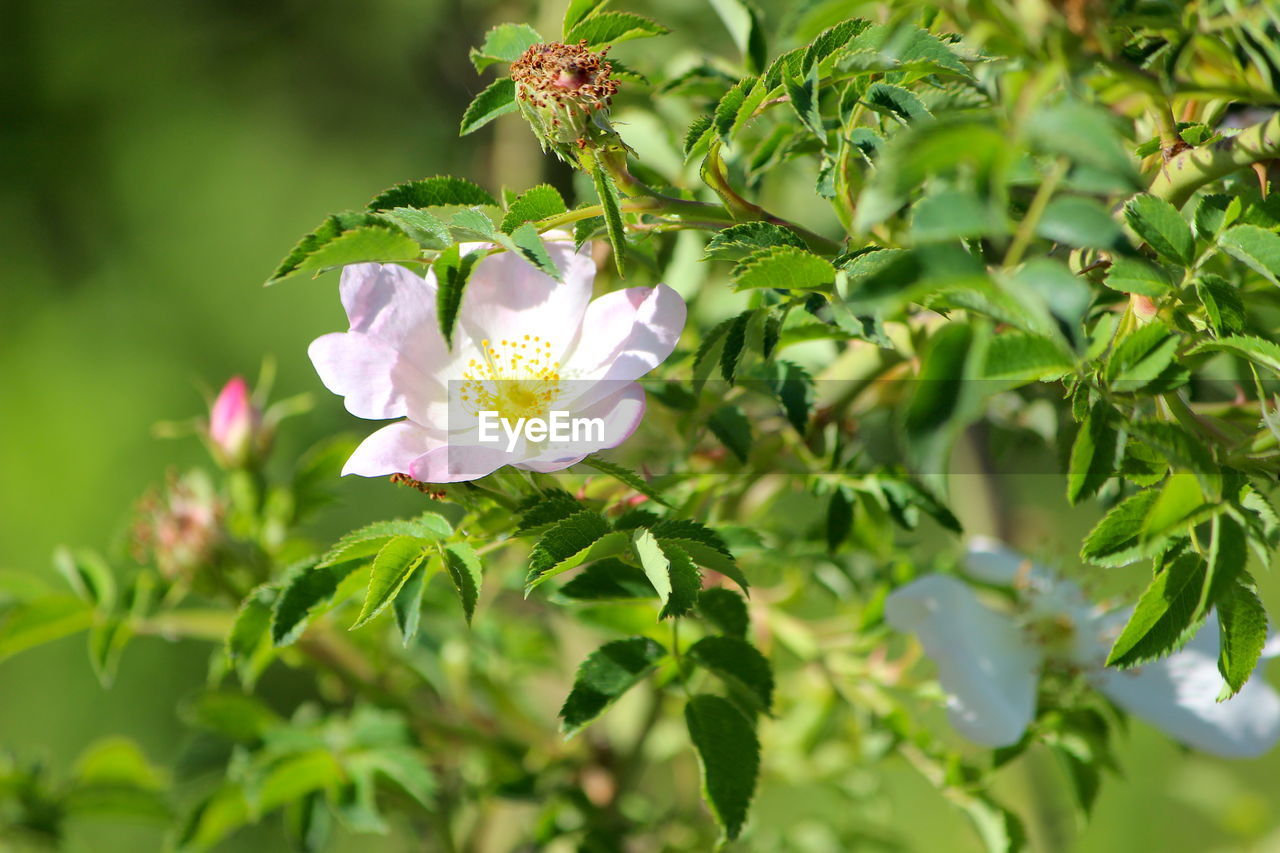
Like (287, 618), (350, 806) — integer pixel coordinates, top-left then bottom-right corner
(982, 332), (1074, 382)
(559, 637), (667, 735)
(469, 23), (542, 72)
(697, 588), (749, 638)
(1124, 194), (1194, 265)
(1038, 196), (1122, 249)
(506, 222), (561, 280)
(709, 405), (753, 463)
(350, 537), (428, 630)
(268, 215), (422, 285)
(525, 511), (622, 592)
(1067, 403), (1118, 505)
(683, 114), (714, 159)
(840, 23), (971, 80)
(633, 529), (701, 618)
(1026, 102), (1139, 187)
(377, 207), (452, 250)
(579, 455), (672, 506)
(564, 11), (668, 48)
(443, 542), (483, 624)
(459, 77), (517, 135)
(748, 359), (814, 433)
(708, 0), (767, 71)
(587, 151), (627, 276)
(184, 691), (283, 743)
(687, 636), (774, 713)
(1190, 335), (1280, 376)
(1105, 323), (1180, 390)
(821, 484), (856, 557)
(367, 176), (496, 210)
(1220, 224), (1280, 285)
(704, 222), (805, 261)
(864, 82), (931, 122)
(785, 64), (824, 138)
(392, 564), (426, 646)
(1195, 275), (1244, 335)
(227, 585), (276, 665)
(712, 76), (760, 140)
(433, 243), (482, 349)
(271, 561), (352, 646)
(1107, 552), (1207, 667)
(1202, 514), (1247, 618)
(0, 594), (93, 662)
(53, 547), (116, 611)
(1081, 487), (1191, 567)
(685, 694), (759, 841)
(558, 558), (657, 601)
(731, 246), (835, 291)
(1193, 193), (1240, 240)
(317, 514), (452, 567)
(1104, 257), (1173, 297)
(649, 519), (749, 591)
(1140, 474), (1210, 546)
(500, 184), (567, 232)
(911, 189), (1005, 242)
(1216, 576), (1267, 697)
(515, 490), (584, 535)
(563, 0), (609, 33)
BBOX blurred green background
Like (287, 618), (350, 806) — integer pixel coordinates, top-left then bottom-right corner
(2, 0), (1278, 850)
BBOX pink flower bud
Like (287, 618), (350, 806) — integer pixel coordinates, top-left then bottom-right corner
(209, 376), (261, 467)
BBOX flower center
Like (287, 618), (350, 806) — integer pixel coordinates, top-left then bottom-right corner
(1021, 611), (1078, 661)
(459, 335), (563, 421)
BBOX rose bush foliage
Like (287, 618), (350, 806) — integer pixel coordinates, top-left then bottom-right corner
(5, 1), (1280, 850)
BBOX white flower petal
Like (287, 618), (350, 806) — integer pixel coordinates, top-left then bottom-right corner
(453, 241), (595, 361)
(514, 382), (647, 472)
(1094, 615), (1280, 758)
(339, 262), (437, 345)
(341, 421), (442, 477)
(885, 575), (1042, 747)
(564, 284), (687, 382)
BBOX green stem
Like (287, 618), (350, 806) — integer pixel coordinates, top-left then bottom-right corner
(584, 145), (843, 255)
(1005, 158), (1067, 268)
(1149, 111), (1280, 208)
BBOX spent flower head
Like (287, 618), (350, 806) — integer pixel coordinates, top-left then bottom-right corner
(131, 470), (223, 583)
(510, 41), (623, 162)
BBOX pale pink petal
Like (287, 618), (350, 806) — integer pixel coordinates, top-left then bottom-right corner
(408, 444), (512, 484)
(565, 284), (687, 382)
(453, 242), (595, 359)
(514, 383), (647, 472)
(309, 332), (447, 420)
(1093, 615), (1280, 758)
(342, 421), (443, 477)
(339, 263), (436, 342)
(885, 575), (1042, 747)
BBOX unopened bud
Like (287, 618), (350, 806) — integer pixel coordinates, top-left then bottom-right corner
(208, 376), (264, 467)
(1131, 293), (1159, 322)
(511, 41), (622, 162)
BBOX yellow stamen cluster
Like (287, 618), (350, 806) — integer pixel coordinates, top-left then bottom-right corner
(459, 335), (563, 420)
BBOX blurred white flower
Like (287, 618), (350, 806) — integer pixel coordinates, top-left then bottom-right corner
(885, 537), (1280, 757)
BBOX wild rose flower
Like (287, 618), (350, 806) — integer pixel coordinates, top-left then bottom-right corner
(207, 376), (263, 467)
(885, 537), (1280, 757)
(308, 240), (686, 483)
